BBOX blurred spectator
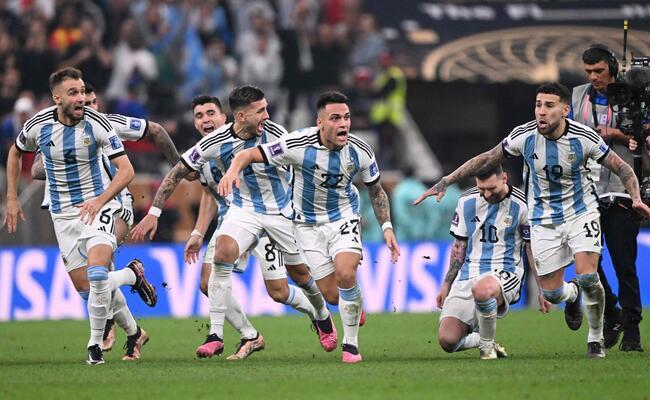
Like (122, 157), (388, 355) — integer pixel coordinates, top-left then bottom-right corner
(311, 23), (346, 92)
(235, 2), (280, 59)
(230, 0), (274, 36)
(0, 28), (19, 71)
(348, 13), (386, 71)
(189, 0), (233, 49)
(0, 0), (21, 36)
(0, 67), (20, 116)
(240, 34), (283, 113)
(347, 67), (374, 130)
(1, 96), (34, 168)
(60, 17), (112, 92)
(18, 18), (59, 97)
(48, 3), (82, 54)
(105, 19), (158, 101)
(181, 36), (237, 103)
(103, 0), (132, 47)
(370, 52), (406, 169)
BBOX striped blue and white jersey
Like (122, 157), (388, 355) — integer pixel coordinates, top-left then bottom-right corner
(450, 186), (529, 281)
(259, 127), (380, 224)
(181, 120), (293, 217)
(40, 113), (147, 209)
(198, 160), (230, 221)
(501, 119), (609, 226)
(16, 106), (125, 214)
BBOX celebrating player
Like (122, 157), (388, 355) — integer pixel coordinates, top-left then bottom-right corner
(218, 91), (400, 363)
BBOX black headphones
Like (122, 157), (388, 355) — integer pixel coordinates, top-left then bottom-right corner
(583, 44), (619, 78)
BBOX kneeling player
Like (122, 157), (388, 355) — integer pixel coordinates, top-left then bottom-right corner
(437, 165), (549, 359)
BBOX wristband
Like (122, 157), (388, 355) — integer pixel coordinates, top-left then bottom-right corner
(148, 206), (162, 217)
(381, 221), (393, 232)
(190, 229), (204, 239)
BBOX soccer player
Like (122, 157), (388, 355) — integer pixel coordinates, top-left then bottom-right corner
(218, 91), (401, 363)
(30, 82), (180, 360)
(131, 86), (335, 358)
(415, 82), (650, 358)
(182, 94), (282, 360)
(3, 67), (157, 365)
(437, 164), (550, 359)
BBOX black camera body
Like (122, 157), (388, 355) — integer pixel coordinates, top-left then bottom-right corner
(607, 57), (650, 138)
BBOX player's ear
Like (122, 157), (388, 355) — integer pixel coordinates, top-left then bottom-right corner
(562, 103), (570, 118)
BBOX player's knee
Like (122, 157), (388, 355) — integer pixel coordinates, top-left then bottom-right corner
(575, 272), (599, 288)
(287, 265), (310, 284)
(267, 286), (289, 303)
(438, 332), (459, 353)
(335, 272), (356, 288)
(542, 286), (564, 304)
(471, 284), (494, 302)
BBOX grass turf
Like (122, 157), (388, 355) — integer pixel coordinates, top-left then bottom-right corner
(1, 310), (648, 399)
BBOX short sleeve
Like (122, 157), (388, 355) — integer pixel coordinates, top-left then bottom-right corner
(350, 137), (380, 185)
(107, 114), (147, 141)
(501, 124), (530, 158)
(259, 131), (302, 167)
(15, 127), (37, 152)
(590, 137), (610, 164)
(101, 129), (126, 159)
(449, 201), (468, 239)
(181, 133), (223, 171)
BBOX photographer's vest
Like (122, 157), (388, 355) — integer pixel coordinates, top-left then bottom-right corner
(370, 66), (406, 126)
(571, 83), (634, 196)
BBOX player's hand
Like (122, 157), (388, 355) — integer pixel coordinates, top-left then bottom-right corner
(413, 177), (448, 205)
(3, 197), (26, 233)
(537, 293), (551, 314)
(436, 283), (450, 309)
(184, 234), (203, 264)
(184, 171), (200, 181)
(131, 215), (159, 241)
(383, 228), (400, 264)
(217, 172), (240, 197)
(77, 198), (105, 225)
(629, 138), (639, 152)
(632, 199), (650, 220)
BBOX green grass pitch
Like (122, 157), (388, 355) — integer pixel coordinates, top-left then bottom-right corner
(1, 310), (648, 399)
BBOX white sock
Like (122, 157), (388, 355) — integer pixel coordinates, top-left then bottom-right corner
(112, 289), (138, 336)
(225, 290), (257, 339)
(299, 277), (330, 321)
(208, 262), (233, 338)
(475, 298), (498, 351)
(109, 268), (136, 291)
(284, 285), (318, 320)
(339, 283), (362, 348)
(87, 266), (111, 348)
(578, 274), (605, 343)
(453, 332), (480, 352)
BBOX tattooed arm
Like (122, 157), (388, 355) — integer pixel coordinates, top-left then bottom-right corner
(600, 150), (650, 219)
(414, 143), (505, 205)
(367, 181), (400, 263)
(437, 238), (467, 309)
(31, 152), (46, 180)
(147, 121), (181, 166)
(130, 161), (192, 241)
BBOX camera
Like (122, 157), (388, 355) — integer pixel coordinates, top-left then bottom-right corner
(607, 57), (650, 138)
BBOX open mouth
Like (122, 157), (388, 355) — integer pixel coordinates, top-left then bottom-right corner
(74, 104), (84, 112)
(336, 131), (348, 137)
(203, 124), (215, 133)
(538, 120), (548, 130)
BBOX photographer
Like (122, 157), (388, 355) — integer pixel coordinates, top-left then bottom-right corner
(569, 44), (643, 352)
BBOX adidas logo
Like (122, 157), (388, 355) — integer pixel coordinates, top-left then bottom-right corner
(46, 141), (55, 147)
(267, 265), (277, 271)
(471, 216), (481, 223)
(532, 153), (539, 160)
(312, 164), (320, 170)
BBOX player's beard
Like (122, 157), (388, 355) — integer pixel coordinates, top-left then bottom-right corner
(537, 119), (561, 137)
(62, 102), (84, 124)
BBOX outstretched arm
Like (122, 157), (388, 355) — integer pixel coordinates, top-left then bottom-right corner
(367, 181), (400, 263)
(217, 147), (264, 197)
(130, 161), (192, 241)
(3, 145), (26, 232)
(600, 150), (650, 218)
(437, 238), (467, 309)
(414, 143), (505, 205)
(147, 121), (181, 166)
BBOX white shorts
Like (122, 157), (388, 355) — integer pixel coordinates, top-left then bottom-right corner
(204, 227), (287, 280)
(294, 216), (363, 281)
(218, 206), (305, 266)
(531, 211), (602, 276)
(439, 269), (523, 331)
(51, 200), (121, 272)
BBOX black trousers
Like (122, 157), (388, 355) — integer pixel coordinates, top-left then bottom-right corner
(598, 202), (643, 328)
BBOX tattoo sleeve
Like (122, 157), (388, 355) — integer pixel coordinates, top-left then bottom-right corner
(367, 181), (392, 225)
(600, 151), (641, 200)
(31, 152), (46, 180)
(444, 238), (467, 285)
(152, 162), (191, 209)
(447, 143), (505, 184)
(148, 121), (181, 165)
